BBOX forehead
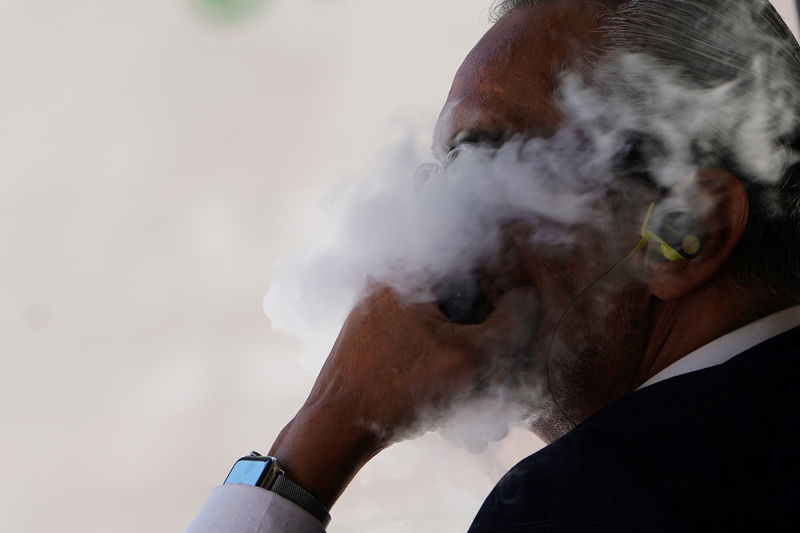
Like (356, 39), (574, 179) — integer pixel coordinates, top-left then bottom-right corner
(434, 2), (614, 154)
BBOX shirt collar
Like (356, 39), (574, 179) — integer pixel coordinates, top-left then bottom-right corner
(638, 304), (800, 390)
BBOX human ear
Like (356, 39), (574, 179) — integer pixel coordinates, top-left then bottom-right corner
(647, 169), (749, 301)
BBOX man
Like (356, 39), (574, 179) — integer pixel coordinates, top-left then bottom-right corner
(188, 0), (800, 531)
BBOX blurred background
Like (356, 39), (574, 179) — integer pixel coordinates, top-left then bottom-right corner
(1, 1), (797, 532)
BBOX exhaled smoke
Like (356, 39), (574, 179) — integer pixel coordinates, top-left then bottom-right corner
(264, 0), (800, 448)
(264, 125), (621, 368)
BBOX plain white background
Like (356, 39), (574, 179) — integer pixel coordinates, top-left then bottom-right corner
(1, 1), (797, 532)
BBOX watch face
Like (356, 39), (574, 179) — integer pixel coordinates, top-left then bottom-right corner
(225, 457), (272, 486)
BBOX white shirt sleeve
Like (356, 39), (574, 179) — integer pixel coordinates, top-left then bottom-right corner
(186, 484), (326, 533)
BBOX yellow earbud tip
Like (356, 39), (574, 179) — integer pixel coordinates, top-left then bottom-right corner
(682, 235), (701, 256)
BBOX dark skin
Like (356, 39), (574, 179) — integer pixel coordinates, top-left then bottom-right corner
(270, 1), (758, 510)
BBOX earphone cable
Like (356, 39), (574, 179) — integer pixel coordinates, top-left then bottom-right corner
(545, 237), (648, 428)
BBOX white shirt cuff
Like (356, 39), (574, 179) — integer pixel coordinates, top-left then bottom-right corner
(186, 484), (326, 533)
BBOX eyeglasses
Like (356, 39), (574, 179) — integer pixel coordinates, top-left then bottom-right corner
(413, 142), (485, 185)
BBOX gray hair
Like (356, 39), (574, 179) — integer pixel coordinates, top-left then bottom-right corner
(490, 0), (623, 22)
(490, 0), (538, 21)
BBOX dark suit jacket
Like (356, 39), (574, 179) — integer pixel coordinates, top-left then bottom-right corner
(469, 326), (800, 532)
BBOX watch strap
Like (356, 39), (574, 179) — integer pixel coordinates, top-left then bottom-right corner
(270, 472), (331, 527)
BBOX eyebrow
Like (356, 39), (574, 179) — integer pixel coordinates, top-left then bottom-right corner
(438, 121), (557, 160)
(449, 130), (509, 151)
(431, 129), (507, 161)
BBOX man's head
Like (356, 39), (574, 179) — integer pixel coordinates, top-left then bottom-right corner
(433, 0), (800, 438)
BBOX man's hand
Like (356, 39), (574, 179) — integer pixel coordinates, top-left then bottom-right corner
(269, 286), (539, 509)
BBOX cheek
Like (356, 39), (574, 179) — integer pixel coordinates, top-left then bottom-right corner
(484, 213), (627, 312)
(513, 222), (607, 285)
(520, 222), (639, 321)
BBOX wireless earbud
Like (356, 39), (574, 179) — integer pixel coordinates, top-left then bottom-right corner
(640, 202), (703, 261)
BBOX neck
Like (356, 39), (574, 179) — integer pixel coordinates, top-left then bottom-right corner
(635, 277), (781, 387)
(530, 274), (788, 443)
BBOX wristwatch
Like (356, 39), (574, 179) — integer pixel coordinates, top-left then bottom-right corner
(224, 451), (331, 527)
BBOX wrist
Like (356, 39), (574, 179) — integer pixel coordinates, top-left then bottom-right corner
(223, 452), (331, 527)
(268, 403), (383, 508)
